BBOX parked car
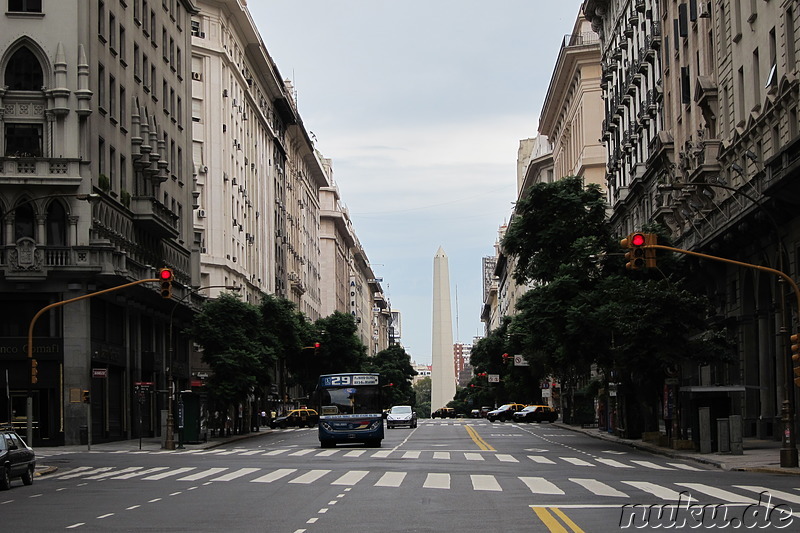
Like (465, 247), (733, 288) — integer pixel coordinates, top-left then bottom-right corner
(513, 405), (559, 423)
(479, 406), (493, 418)
(269, 408), (319, 429)
(486, 403), (527, 422)
(431, 407), (456, 419)
(0, 426), (36, 490)
(386, 405), (418, 429)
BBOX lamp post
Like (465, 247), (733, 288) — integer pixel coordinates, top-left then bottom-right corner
(662, 178), (797, 467)
(164, 284), (239, 450)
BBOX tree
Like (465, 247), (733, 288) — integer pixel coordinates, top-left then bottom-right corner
(312, 311), (368, 377)
(190, 293), (268, 433)
(364, 344), (417, 408)
(413, 377), (431, 418)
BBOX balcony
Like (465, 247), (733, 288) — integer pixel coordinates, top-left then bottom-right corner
(0, 157), (82, 187)
(129, 196), (179, 239)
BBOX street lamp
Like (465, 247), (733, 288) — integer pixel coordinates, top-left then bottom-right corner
(164, 284), (240, 450)
(663, 176), (797, 467)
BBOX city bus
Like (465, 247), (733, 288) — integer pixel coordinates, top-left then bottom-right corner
(314, 373), (385, 448)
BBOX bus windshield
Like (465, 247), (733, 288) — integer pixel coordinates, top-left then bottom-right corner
(318, 386), (381, 416)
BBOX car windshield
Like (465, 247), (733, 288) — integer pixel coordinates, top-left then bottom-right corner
(520, 406), (536, 412)
(390, 406), (412, 414)
(498, 404), (512, 410)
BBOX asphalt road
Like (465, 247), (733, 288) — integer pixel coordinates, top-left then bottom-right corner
(4, 419), (800, 531)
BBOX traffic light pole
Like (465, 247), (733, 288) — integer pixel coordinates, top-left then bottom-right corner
(25, 277), (160, 446)
(648, 243), (799, 468)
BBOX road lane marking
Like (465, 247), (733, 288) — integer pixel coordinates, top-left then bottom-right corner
(630, 460), (673, 470)
(465, 425), (495, 451)
(289, 449), (315, 456)
(471, 474), (502, 491)
(239, 450), (262, 456)
(736, 485), (800, 505)
(371, 450), (392, 458)
(250, 468), (297, 483)
(343, 450), (365, 457)
(532, 506), (587, 533)
(86, 467), (143, 480)
(375, 472), (406, 487)
(496, 454), (518, 462)
(59, 467), (113, 479)
(331, 470), (369, 486)
(289, 469), (331, 484)
(570, 478), (628, 497)
(667, 462), (703, 471)
(143, 467), (196, 480)
(178, 468), (227, 481)
(112, 467), (169, 479)
(402, 451), (421, 459)
(464, 452), (485, 461)
(423, 473), (450, 489)
(560, 457), (594, 467)
(433, 451), (450, 460)
(520, 476), (564, 495)
(528, 455), (556, 464)
(595, 458), (633, 468)
(316, 450), (338, 457)
(263, 449), (288, 456)
(211, 468), (260, 482)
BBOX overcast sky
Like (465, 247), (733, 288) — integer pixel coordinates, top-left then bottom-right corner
(249, 1), (585, 365)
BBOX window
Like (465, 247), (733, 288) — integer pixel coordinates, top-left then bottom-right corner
(46, 202), (67, 246)
(120, 154), (127, 192)
(8, 0), (42, 12)
(13, 203), (34, 241)
(142, 0), (148, 34)
(5, 123), (42, 156)
(191, 19), (201, 37)
(98, 1), (105, 38)
(98, 63), (106, 111)
(109, 75), (116, 120)
(119, 25), (126, 63)
(4, 47), (43, 90)
(109, 12), (116, 51)
(134, 43), (141, 80)
(120, 85), (126, 128)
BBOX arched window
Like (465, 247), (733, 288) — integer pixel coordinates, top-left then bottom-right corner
(46, 202), (67, 246)
(13, 203), (35, 242)
(5, 46), (43, 90)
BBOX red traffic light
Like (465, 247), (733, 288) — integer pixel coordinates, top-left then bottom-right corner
(314, 342), (320, 349)
(159, 268), (173, 280)
(630, 233), (646, 247)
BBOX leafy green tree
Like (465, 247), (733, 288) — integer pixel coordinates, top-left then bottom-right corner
(364, 344), (417, 408)
(413, 376), (431, 418)
(312, 311), (368, 377)
(259, 294), (303, 391)
(190, 293), (269, 432)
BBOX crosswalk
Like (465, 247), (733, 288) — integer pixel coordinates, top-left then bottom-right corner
(43, 464), (800, 506)
(59, 446), (704, 471)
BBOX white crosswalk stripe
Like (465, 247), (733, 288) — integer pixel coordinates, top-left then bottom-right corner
(211, 468), (260, 482)
(289, 469), (331, 484)
(675, 483), (759, 504)
(595, 458), (633, 468)
(374, 471), (406, 487)
(112, 467), (169, 479)
(432, 451), (450, 460)
(250, 468), (296, 483)
(570, 478), (628, 497)
(561, 457), (594, 467)
(471, 474), (502, 491)
(343, 450), (366, 458)
(528, 455), (556, 464)
(464, 452), (484, 461)
(735, 485), (800, 505)
(143, 467), (196, 480)
(86, 467), (143, 480)
(621, 481), (695, 501)
(630, 460), (673, 470)
(179, 467), (227, 481)
(423, 473), (450, 489)
(667, 462), (704, 471)
(496, 454), (518, 462)
(519, 476), (564, 495)
(332, 470), (369, 486)
(58, 467), (112, 479)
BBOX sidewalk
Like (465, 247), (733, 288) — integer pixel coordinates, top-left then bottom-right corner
(555, 422), (800, 475)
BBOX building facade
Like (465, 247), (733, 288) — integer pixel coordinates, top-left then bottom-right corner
(0, 0), (200, 446)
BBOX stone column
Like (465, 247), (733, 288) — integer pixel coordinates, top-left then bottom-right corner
(431, 247), (456, 412)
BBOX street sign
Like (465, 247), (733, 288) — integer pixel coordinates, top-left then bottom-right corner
(514, 355), (529, 366)
(92, 368), (108, 378)
(488, 374), (500, 383)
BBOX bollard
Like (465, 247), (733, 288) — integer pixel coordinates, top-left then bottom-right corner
(717, 418), (730, 453)
(729, 414), (743, 455)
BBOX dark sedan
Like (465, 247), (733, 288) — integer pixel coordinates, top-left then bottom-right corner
(1, 427), (36, 490)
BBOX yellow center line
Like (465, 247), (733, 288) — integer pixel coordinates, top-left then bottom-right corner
(531, 507), (585, 533)
(464, 425), (495, 451)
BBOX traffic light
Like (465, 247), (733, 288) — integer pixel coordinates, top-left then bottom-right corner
(159, 268), (173, 298)
(31, 358), (38, 384)
(82, 390), (90, 404)
(621, 233), (646, 270)
(791, 333), (800, 386)
(314, 342), (321, 355)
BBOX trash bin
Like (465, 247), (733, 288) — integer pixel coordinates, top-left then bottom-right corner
(79, 425), (88, 445)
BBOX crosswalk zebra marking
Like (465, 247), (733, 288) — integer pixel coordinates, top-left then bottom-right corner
(112, 467), (169, 480)
(423, 473), (450, 489)
(432, 451), (450, 460)
(289, 449), (315, 457)
(675, 483), (759, 504)
(374, 471), (406, 487)
(595, 458), (633, 468)
(561, 457), (594, 467)
(471, 474), (502, 492)
(332, 470), (369, 486)
(179, 468), (227, 481)
(667, 462), (703, 471)
(464, 453), (484, 461)
(143, 467), (196, 480)
(250, 468), (296, 483)
(736, 485), (800, 506)
(570, 478), (628, 497)
(86, 467), (143, 480)
(343, 450), (366, 458)
(211, 468), (260, 482)
(496, 454), (518, 463)
(402, 451), (421, 459)
(622, 481), (695, 501)
(630, 460), (673, 470)
(316, 449), (337, 457)
(371, 450), (392, 458)
(289, 469), (331, 484)
(239, 450), (263, 456)
(59, 467), (113, 480)
(528, 455), (556, 464)
(519, 476), (564, 495)
(263, 449), (287, 456)
(48, 466), (92, 478)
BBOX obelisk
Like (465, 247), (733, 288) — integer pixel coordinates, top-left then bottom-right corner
(431, 247), (456, 412)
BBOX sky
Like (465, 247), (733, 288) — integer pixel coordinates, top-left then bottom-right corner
(249, 1), (585, 365)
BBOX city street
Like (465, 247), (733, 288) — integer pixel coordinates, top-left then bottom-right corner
(5, 420), (800, 532)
